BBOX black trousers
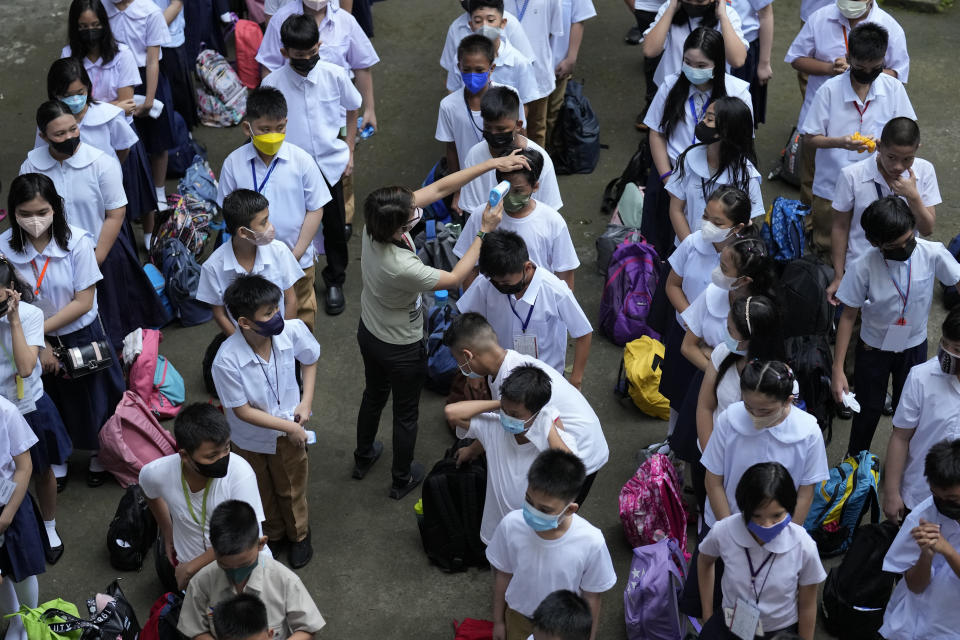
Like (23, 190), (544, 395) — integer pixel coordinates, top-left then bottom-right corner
(634, 9), (662, 106)
(321, 176), (348, 288)
(355, 320), (427, 485)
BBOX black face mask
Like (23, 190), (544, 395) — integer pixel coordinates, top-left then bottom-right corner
(490, 270), (527, 295)
(0, 300), (8, 317)
(192, 453), (229, 479)
(934, 495), (960, 521)
(483, 129), (516, 154)
(682, 1), (714, 17)
(694, 121), (720, 144)
(880, 236), (916, 262)
(79, 28), (103, 45)
(290, 54), (320, 74)
(850, 66), (883, 85)
(50, 135), (80, 156)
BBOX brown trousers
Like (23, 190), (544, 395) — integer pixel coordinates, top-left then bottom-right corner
(293, 265), (317, 332)
(544, 74), (571, 148)
(524, 96), (549, 148)
(234, 437), (310, 542)
(505, 607), (535, 640)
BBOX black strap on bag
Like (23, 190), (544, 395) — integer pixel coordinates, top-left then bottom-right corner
(42, 601), (124, 640)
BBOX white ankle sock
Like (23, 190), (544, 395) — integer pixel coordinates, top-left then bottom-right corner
(155, 186), (166, 202)
(44, 520), (62, 548)
(144, 233), (153, 250)
(51, 463), (67, 479)
(88, 455), (105, 473)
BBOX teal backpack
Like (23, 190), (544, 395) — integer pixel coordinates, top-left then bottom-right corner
(803, 450), (880, 557)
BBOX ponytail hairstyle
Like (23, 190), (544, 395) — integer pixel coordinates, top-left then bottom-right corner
(671, 0), (719, 29)
(675, 96), (758, 196)
(67, 0), (119, 63)
(659, 28), (727, 141)
(0, 257), (36, 305)
(47, 57), (98, 105)
(724, 237), (776, 297)
(7, 174), (72, 254)
(714, 295), (784, 394)
(705, 186), (759, 240)
(739, 360), (796, 402)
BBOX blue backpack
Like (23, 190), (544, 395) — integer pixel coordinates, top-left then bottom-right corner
(420, 159), (453, 225)
(142, 263), (172, 324)
(803, 450), (880, 557)
(166, 111), (207, 179)
(761, 197), (809, 262)
(178, 155), (218, 204)
(158, 239), (212, 327)
(424, 301), (459, 395)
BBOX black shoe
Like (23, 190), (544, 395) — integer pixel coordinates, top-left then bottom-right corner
(353, 441), (383, 479)
(288, 530), (313, 569)
(836, 405), (853, 420)
(625, 26), (642, 45)
(389, 461), (425, 500)
(267, 538), (289, 557)
(46, 542), (64, 565)
(882, 392), (894, 416)
(325, 285), (345, 315)
(56, 476), (68, 493)
(86, 469), (110, 488)
(344, 223), (353, 242)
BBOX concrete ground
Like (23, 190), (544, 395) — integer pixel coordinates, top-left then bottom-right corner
(0, 0), (958, 638)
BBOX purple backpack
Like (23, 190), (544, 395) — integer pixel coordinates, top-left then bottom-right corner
(598, 238), (661, 346)
(624, 538), (700, 640)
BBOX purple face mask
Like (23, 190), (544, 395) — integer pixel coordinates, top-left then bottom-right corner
(747, 513), (791, 543)
(252, 311), (284, 337)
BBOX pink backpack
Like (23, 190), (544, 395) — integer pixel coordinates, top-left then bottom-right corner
(98, 391), (178, 487)
(128, 329), (182, 419)
(618, 453), (690, 558)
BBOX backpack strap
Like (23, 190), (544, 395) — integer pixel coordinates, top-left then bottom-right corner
(458, 468), (485, 563)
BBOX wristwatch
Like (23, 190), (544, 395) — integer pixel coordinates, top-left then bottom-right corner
(476, 230), (487, 240)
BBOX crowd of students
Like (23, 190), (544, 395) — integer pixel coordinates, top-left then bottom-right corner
(0, 0), (956, 639)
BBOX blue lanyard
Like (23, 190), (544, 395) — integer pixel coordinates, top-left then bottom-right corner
(688, 95), (708, 145)
(883, 257), (911, 321)
(515, 0), (530, 21)
(250, 158), (279, 194)
(507, 295), (535, 333)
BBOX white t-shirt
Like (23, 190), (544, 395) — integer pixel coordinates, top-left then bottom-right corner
(550, 0), (597, 65)
(880, 496), (960, 640)
(667, 230), (720, 327)
(197, 240), (304, 314)
(699, 515), (826, 632)
(506, 0), (565, 98)
(436, 86), (496, 170)
(458, 138), (563, 218)
(681, 283), (729, 348)
(891, 357), (960, 510)
(139, 453), (267, 563)
(446, 39), (542, 103)
(486, 510), (617, 617)
(836, 238), (960, 351)
(440, 10), (536, 85)
(700, 402), (830, 527)
(0, 303), (46, 413)
(105, 0), (171, 66)
(0, 396), (38, 482)
(457, 265), (591, 374)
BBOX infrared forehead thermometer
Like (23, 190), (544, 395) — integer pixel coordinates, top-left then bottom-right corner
(489, 180), (511, 207)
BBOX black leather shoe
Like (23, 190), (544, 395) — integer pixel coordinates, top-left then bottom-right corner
(836, 405), (853, 420)
(882, 392), (894, 416)
(353, 441), (383, 479)
(267, 538), (288, 557)
(344, 223), (353, 242)
(625, 26), (641, 45)
(56, 476), (68, 493)
(389, 461), (425, 500)
(46, 542), (64, 565)
(325, 286), (345, 315)
(289, 530), (313, 569)
(87, 470), (110, 488)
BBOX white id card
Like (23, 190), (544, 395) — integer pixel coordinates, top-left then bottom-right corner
(513, 334), (538, 358)
(0, 477), (17, 505)
(880, 322), (912, 352)
(729, 598), (762, 640)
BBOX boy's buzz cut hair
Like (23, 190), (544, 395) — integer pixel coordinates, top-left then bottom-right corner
(213, 594), (269, 640)
(224, 274), (282, 323)
(480, 85), (521, 122)
(847, 22), (888, 62)
(527, 449), (585, 503)
(880, 117), (920, 148)
(280, 13), (320, 52)
(457, 33), (496, 64)
(174, 403), (231, 454)
(532, 590), (592, 640)
(494, 147), (544, 185)
(469, 0), (504, 13)
(442, 311), (499, 351)
(222, 189), (270, 235)
(500, 365), (552, 414)
(925, 438), (960, 490)
(245, 86), (287, 122)
(209, 500), (260, 556)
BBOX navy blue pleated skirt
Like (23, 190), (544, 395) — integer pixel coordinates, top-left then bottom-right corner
(160, 43), (199, 129)
(134, 66), (177, 154)
(24, 392), (73, 474)
(659, 317), (698, 406)
(122, 140), (157, 222)
(0, 494), (46, 582)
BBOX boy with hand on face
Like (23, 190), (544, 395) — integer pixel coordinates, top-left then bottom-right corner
(217, 88), (330, 331)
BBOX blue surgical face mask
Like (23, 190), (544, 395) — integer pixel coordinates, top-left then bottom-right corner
(682, 63), (714, 86)
(724, 329), (747, 356)
(498, 409), (538, 435)
(457, 357), (484, 379)
(461, 70), (490, 95)
(60, 94), (88, 114)
(747, 513), (791, 543)
(522, 500), (570, 532)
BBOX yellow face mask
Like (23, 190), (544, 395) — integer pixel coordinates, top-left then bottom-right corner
(250, 131), (285, 156)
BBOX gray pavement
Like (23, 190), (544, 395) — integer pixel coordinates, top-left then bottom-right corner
(0, 0), (958, 638)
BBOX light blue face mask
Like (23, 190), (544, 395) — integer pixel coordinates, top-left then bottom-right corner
(724, 329), (747, 356)
(682, 63), (714, 86)
(498, 409), (538, 435)
(522, 500), (569, 532)
(457, 358), (484, 379)
(60, 94), (88, 115)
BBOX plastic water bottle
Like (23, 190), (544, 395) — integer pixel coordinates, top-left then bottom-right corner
(434, 290), (449, 307)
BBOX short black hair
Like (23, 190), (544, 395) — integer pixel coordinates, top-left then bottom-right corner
(457, 33), (496, 64)
(223, 189), (270, 235)
(280, 13), (319, 51)
(740, 360), (795, 402)
(47, 57), (97, 105)
(469, 0), (504, 13)
(210, 500), (260, 556)
(481, 85), (520, 122)
(478, 230), (529, 278)
(500, 365), (552, 414)
(532, 590), (592, 640)
(174, 403), (231, 454)
(880, 117), (920, 148)
(442, 311), (499, 351)
(213, 594), (268, 640)
(363, 186), (415, 243)
(943, 306), (960, 343)
(245, 87), (287, 123)
(527, 449), (585, 503)
(848, 22), (888, 63)
(735, 462), (798, 524)
(224, 274), (282, 322)
(494, 147), (544, 185)
(925, 439), (960, 490)
(861, 196), (915, 245)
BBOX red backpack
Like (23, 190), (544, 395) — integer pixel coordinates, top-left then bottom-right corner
(618, 453), (689, 558)
(128, 329), (183, 419)
(98, 391), (178, 487)
(233, 18), (263, 90)
(453, 619), (492, 640)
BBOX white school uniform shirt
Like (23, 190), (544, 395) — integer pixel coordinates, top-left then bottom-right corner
(216, 141), (332, 269)
(645, 1), (749, 87)
(151, 0), (185, 47)
(105, 0), (171, 67)
(710, 342), (742, 421)
(453, 200), (579, 274)
(681, 283), (729, 348)
(835, 239), (960, 351)
(436, 83), (511, 170)
(728, 0), (772, 43)
(643, 72), (753, 165)
(831, 156), (940, 271)
(668, 230), (720, 327)
(699, 515), (827, 632)
(139, 453), (267, 563)
(197, 240), (305, 312)
(880, 496), (960, 640)
(891, 357), (960, 510)
(262, 61), (362, 184)
(440, 10), (536, 88)
(456, 265), (592, 373)
(506, 0), (565, 98)
(211, 319), (321, 455)
(0, 303), (46, 415)
(488, 349), (609, 474)
(458, 138), (563, 218)
(799, 72), (915, 200)
(700, 402), (830, 527)
(61, 44), (142, 106)
(21, 142), (127, 244)
(0, 226), (102, 337)
(785, 3), (910, 128)
(0, 396), (38, 482)
(550, 0), (597, 66)
(33, 102), (139, 162)
(486, 510), (617, 617)
(799, 0), (832, 21)
(257, 2), (380, 73)
(264, 0), (295, 15)
(446, 39), (542, 103)
(665, 145), (764, 245)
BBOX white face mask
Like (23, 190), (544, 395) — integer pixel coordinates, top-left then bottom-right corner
(837, 0), (869, 18)
(303, 0), (328, 10)
(711, 265), (740, 291)
(700, 220), (732, 244)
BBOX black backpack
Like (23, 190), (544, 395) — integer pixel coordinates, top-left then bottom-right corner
(202, 332), (228, 397)
(106, 484), (157, 571)
(418, 440), (488, 572)
(767, 126), (806, 187)
(779, 256), (834, 338)
(159, 238), (213, 327)
(601, 138), (651, 215)
(820, 520), (899, 639)
(786, 334), (835, 445)
(549, 79), (601, 175)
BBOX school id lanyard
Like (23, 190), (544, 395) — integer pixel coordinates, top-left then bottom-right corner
(464, 96), (484, 143)
(744, 548), (776, 604)
(884, 257), (911, 323)
(853, 99), (871, 127)
(181, 470), (212, 547)
(253, 341), (281, 406)
(507, 295), (535, 333)
(29, 257), (51, 296)
(689, 95), (708, 145)
(515, 0), (530, 21)
(250, 158), (280, 194)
